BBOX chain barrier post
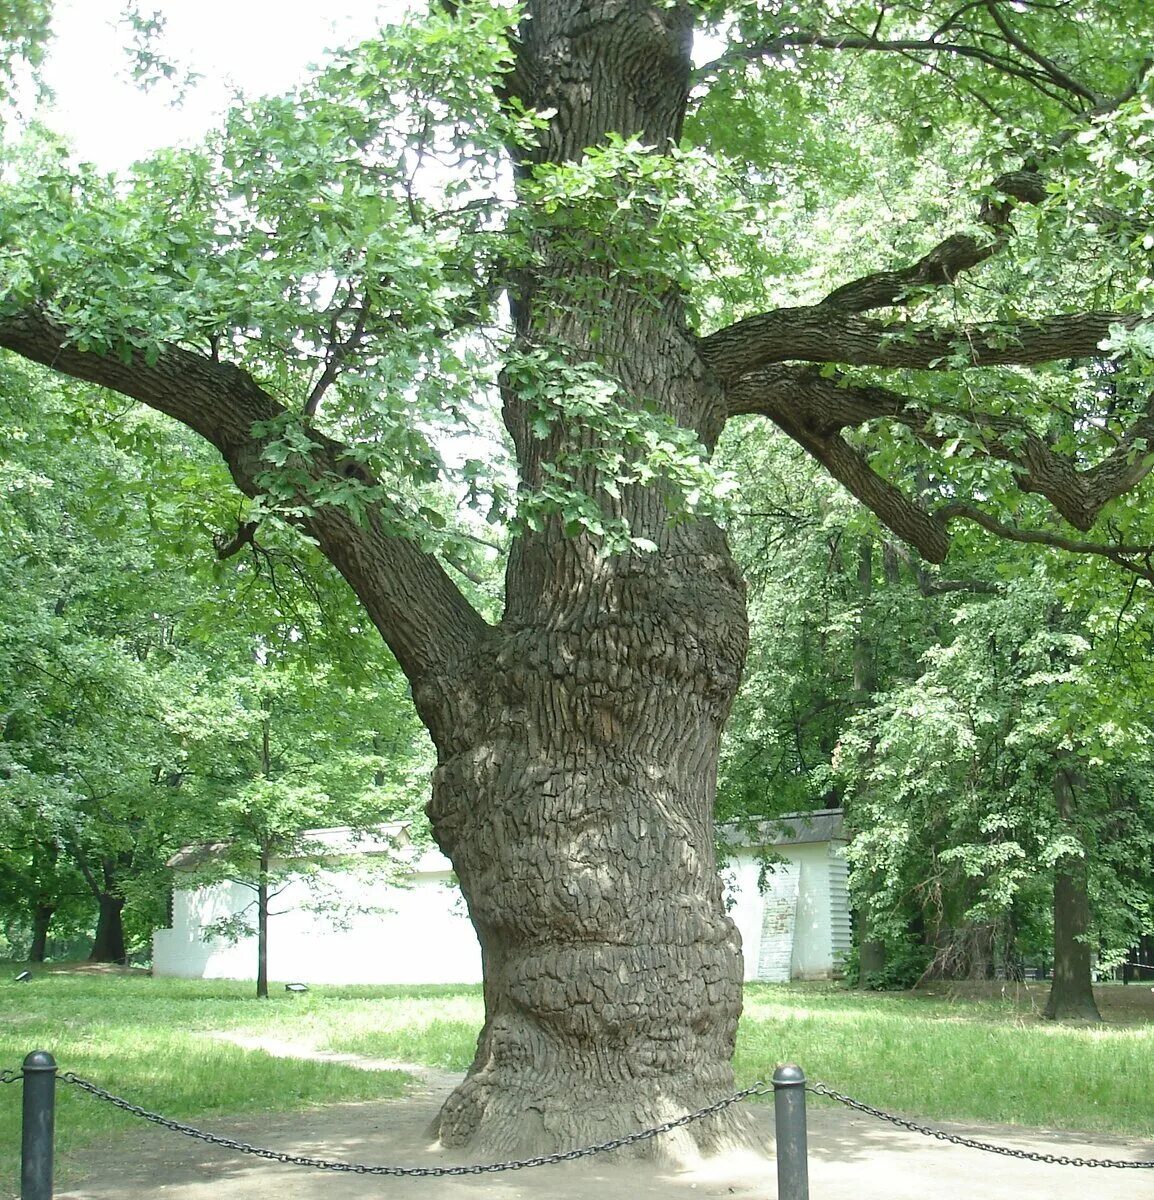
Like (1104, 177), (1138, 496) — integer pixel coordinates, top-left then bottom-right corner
(773, 1063), (809, 1200)
(21, 1050), (57, 1200)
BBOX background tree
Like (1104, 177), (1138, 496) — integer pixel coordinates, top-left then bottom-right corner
(2, 0), (1153, 1154)
(0, 359), (432, 962)
(174, 652), (430, 999)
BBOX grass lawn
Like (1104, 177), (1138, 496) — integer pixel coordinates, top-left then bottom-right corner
(1, 966), (1151, 1170)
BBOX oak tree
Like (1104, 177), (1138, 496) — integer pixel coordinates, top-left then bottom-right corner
(3, 0), (1153, 1155)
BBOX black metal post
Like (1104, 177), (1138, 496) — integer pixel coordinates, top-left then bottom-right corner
(21, 1050), (56, 1200)
(772, 1063), (809, 1200)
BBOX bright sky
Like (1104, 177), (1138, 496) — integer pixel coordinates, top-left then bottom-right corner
(37, 0), (407, 170)
(36, 3), (726, 172)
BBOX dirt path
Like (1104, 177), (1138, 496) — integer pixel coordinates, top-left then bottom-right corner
(45, 1067), (1154, 1200)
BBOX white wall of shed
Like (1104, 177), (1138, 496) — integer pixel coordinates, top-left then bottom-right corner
(152, 863), (482, 985)
(725, 842), (847, 981)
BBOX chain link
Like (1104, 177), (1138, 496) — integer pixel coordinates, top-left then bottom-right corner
(11, 1067), (1143, 1173)
(808, 1083), (1154, 1169)
(60, 1073), (770, 1177)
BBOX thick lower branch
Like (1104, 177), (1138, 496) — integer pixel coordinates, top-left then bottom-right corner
(727, 365), (1154, 568)
(699, 306), (1141, 385)
(727, 369), (949, 561)
(0, 308), (490, 712)
(727, 364), (1154, 533)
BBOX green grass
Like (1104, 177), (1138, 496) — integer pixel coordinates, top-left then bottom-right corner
(0, 971), (418, 1158)
(735, 983), (1154, 1138)
(1, 968), (1151, 1175)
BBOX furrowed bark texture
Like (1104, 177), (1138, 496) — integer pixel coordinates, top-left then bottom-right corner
(425, 0), (752, 1156)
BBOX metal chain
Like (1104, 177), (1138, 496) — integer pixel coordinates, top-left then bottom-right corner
(60, 1073), (770, 1177)
(0, 1069), (19, 1084)
(808, 1083), (1154, 1169)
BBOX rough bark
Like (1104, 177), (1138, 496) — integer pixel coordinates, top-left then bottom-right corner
(1043, 767), (1102, 1021)
(699, 307), (1140, 385)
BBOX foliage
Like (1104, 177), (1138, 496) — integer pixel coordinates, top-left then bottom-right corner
(0, 358), (433, 959)
(841, 936), (933, 991)
(2, 0), (1154, 1129)
(834, 566), (1154, 966)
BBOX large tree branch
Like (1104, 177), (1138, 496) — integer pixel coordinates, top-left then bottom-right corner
(980, 0), (1100, 106)
(0, 309), (490, 732)
(939, 502), (1154, 582)
(727, 367), (951, 561)
(819, 170), (1047, 314)
(696, 26), (1088, 109)
(700, 306), (1140, 385)
(728, 364), (1154, 533)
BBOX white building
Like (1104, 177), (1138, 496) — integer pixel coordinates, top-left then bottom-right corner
(152, 811), (850, 985)
(723, 809), (852, 982)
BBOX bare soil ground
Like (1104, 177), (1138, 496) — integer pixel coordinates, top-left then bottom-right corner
(43, 1062), (1154, 1200)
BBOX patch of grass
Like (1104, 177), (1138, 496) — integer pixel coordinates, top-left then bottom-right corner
(0, 970), (414, 1159)
(2, 966), (1151, 1173)
(735, 983), (1154, 1138)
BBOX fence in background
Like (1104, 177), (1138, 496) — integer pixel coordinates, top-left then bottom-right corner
(5, 1051), (1153, 1199)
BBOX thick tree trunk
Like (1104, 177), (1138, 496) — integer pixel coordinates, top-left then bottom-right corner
(429, 547), (750, 1155)
(1044, 767), (1102, 1021)
(88, 893), (127, 964)
(29, 903), (54, 962)
(415, 1), (754, 1158)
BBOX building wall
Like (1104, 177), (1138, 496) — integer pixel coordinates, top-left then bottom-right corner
(155, 838), (849, 986)
(724, 842), (849, 982)
(827, 848), (853, 970)
(152, 850), (483, 985)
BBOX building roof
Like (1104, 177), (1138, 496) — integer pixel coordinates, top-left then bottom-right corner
(722, 808), (845, 848)
(166, 823), (415, 871)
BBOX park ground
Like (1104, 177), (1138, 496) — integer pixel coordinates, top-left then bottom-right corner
(45, 1061), (1154, 1200)
(2, 969), (1152, 1198)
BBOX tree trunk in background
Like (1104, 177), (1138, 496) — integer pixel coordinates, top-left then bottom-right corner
(850, 540), (887, 984)
(88, 892), (126, 964)
(856, 910), (888, 982)
(29, 903), (54, 962)
(256, 848), (270, 1000)
(1123, 933), (1154, 983)
(1044, 767), (1102, 1020)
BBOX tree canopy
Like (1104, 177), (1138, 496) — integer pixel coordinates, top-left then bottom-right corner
(2, 0), (1153, 1156)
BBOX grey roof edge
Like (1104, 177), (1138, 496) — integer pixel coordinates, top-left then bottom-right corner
(719, 807), (845, 848)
